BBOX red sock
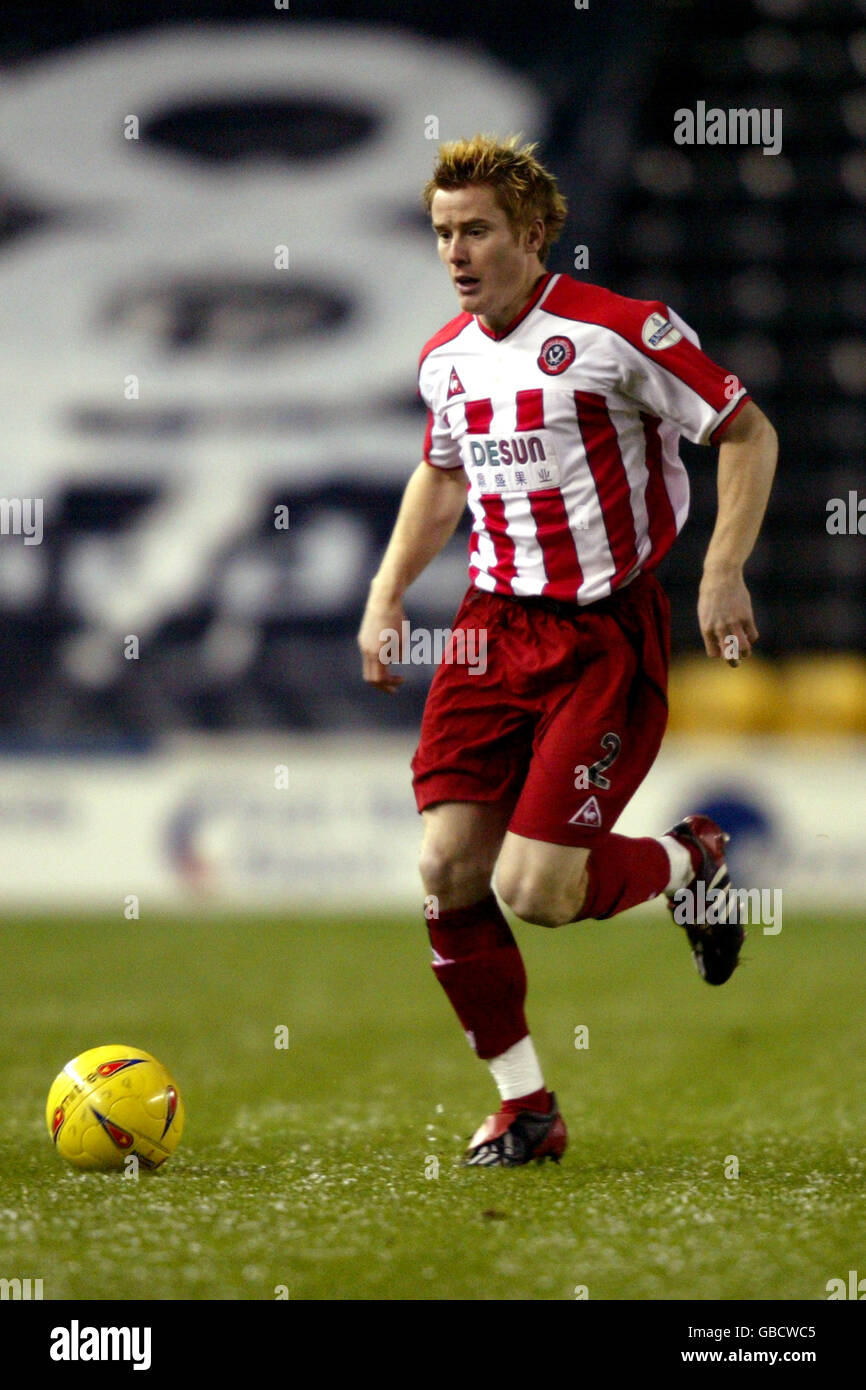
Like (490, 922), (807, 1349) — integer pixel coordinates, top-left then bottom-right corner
(578, 834), (670, 920)
(428, 893), (528, 1061)
(502, 1087), (551, 1117)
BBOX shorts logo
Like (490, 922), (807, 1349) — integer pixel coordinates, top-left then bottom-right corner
(641, 311), (682, 351)
(568, 795), (602, 828)
(537, 336), (576, 375)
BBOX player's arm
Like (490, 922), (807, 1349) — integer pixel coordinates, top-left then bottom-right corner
(699, 400), (777, 666)
(358, 460), (467, 692)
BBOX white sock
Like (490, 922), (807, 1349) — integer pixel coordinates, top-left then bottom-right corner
(659, 834), (694, 894)
(487, 1035), (544, 1102)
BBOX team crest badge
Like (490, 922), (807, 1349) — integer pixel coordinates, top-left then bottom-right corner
(537, 336), (575, 375)
(447, 366), (466, 398)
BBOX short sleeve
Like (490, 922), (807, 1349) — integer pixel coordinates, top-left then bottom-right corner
(617, 305), (751, 445)
(418, 362), (464, 471)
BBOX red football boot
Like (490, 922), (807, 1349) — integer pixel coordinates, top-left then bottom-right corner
(463, 1093), (567, 1167)
(665, 814), (745, 985)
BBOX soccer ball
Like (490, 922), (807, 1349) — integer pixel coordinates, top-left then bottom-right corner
(46, 1045), (184, 1172)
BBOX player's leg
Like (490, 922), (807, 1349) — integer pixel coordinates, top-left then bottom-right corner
(419, 800), (566, 1165)
(411, 590), (570, 1164)
(495, 837), (591, 928)
(419, 799), (511, 911)
(496, 828), (672, 928)
(420, 802), (523, 1070)
(495, 576), (675, 926)
(497, 817), (741, 980)
(495, 577), (743, 981)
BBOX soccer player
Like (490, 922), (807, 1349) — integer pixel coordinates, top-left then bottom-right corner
(357, 135), (777, 1167)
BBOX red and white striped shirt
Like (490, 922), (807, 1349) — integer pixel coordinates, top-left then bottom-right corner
(418, 272), (750, 604)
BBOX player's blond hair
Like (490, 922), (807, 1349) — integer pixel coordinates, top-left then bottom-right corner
(422, 134), (568, 265)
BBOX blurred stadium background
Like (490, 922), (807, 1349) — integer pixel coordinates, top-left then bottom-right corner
(1, 0), (865, 914)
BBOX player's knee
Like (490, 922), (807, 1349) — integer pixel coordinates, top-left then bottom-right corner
(498, 866), (587, 928)
(497, 875), (570, 929)
(418, 838), (490, 906)
(418, 836), (453, 896)
(506, 890), (573, 928)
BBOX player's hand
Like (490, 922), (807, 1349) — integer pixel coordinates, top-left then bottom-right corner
(698, 566), (758, 666)
(357, 589), (407, 693)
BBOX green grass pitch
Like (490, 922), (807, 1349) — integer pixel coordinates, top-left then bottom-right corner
(1, 907), (864, 1301)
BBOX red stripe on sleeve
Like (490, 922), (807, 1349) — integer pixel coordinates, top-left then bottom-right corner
(709, 393), (752, 444)
(423, 407), (465, 470)
(653, 336), (740, 411)
(575, 391), (640, 585)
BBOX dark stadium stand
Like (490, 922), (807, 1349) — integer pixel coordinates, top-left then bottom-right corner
(0, 0), (862, 742)
(607, 0), (866, 655)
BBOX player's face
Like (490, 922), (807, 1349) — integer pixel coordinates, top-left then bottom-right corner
(431, 185), (544, 332)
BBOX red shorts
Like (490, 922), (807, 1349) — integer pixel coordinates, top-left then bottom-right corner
(411, 573), (670, 847)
